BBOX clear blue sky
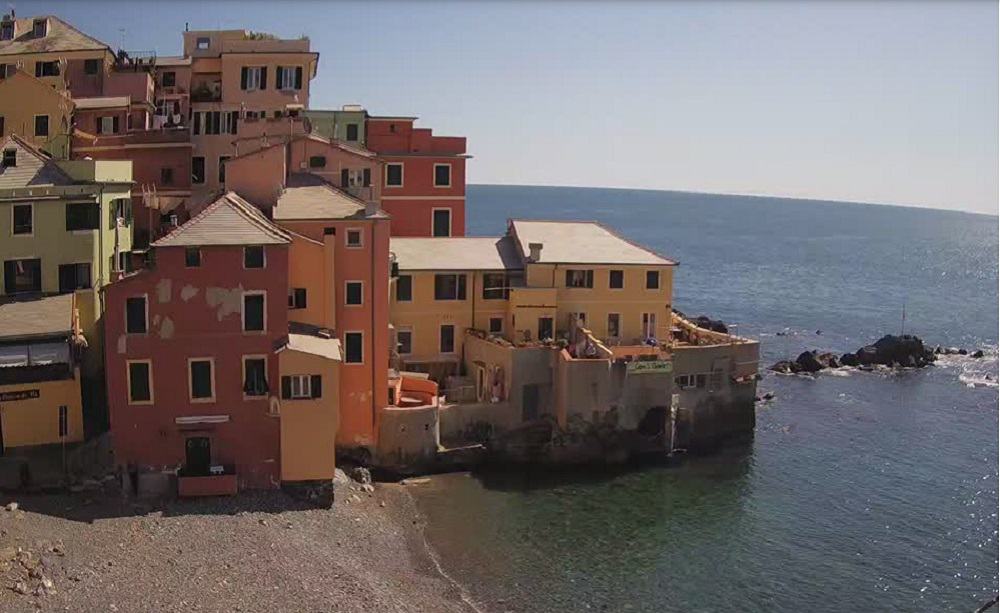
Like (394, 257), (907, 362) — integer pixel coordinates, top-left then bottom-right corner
(27, 0), (1000, 214)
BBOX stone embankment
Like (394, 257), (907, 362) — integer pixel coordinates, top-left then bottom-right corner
(769, 334), (990, 375)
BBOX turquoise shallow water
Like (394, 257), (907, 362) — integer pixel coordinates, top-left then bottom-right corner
(412, 186), (998, 613)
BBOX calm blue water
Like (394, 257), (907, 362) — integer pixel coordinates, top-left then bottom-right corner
(413, 185), (999, 613)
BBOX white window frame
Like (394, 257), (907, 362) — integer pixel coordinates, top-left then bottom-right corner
(345, 227), (363, 249)
(278, 65), (298, 90)
(385, 163), (404, 187)
(126, 359), (154, 405)
(125, 294), (149, 335)
(196, 37), (210, 50)
(11, 203), (32, 237)
(242, 354), (269, 399)
(245, 66), (264, 91)
(396, 328), (413, 356)
(289, 373), (311, 399)
(242, 290), (267, 333)
(646, 269), (661, 291)
(608, 269), (625, 291)
(188, 357), (216, 403)
(100, 116), (116, 135)
(433, 163), (452, 188)
(431, 208), (452, 237)
(641, 312), (657, 339)
(344, 331), (364, 365)
(488, 316), (504, 335)
(344, 280), (364, 307)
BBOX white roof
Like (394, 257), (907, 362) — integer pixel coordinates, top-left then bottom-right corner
(74, 96), (130, 110)
(391, 236), (522, 271)
(509, 220), (676, 266)
(284, 333), (342, 361)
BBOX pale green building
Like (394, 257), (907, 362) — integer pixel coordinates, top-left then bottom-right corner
(303, 105), (368, 146)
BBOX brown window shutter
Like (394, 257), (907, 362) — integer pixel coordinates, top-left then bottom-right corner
(240, 67), (248, 90)
(310, 375), (322, 399)
(281, 376), (292, 400)
(295, 66), (303, 89)
(260, 67), (267, 90)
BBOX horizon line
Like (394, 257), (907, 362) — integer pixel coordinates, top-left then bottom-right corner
(468, 182), (999, 218)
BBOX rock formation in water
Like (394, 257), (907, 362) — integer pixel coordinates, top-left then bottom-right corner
(769, 334), (941, 374)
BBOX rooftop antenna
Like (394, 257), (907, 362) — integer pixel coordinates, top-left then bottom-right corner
(900, 301), (906, 336)
(118, 28), (126, 51)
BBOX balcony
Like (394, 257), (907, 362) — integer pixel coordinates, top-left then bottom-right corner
(190, 81), (222, 103)
(177, 465), (238, 497)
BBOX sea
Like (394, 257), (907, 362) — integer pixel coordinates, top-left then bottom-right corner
(410, 185), (999, 613)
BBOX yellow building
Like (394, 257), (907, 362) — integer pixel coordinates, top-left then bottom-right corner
(0, 293), (85, 451)
(388, 219), (676, 378)
(0, 69), (74, 158)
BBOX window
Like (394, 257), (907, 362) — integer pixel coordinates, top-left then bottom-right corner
(113, 198), (132, 224)
(642, 312), (657, 339)
(196, 37), (210, 50)
(97, 116), (118, 135)
(308, 155), (326, 169)
(395, 275), (412, 302)
(35, 61), (59, 77)
(161, 71), (176, 87)
(432, 209), (451, 237)
(0, 22), (12, 41)
(189, 359), (215, 402)
(12, 204), (31, 235)
(244, 245), (265, 269)
(675, 375), (696, 390)
(218, 155), (230, 184)
(489, 317), (503, 334)
(127, 361), (152, 404)
(345, 229), (362, 248)
(345, 281), (363, 306)
(125, 296), (147, 334)
(482, 273), (509, 300)
(363, 168), (371, 187)
(397, 330), (412, 355)
(434, 164), (451, 187)
(346, 123), (359, 141)
(185, 247), (201, 268)
(58, 405), (68, 438)
(32, 19), (47, 37)
(58, 263), (91, 293)
(281, 374), (322, 400)
(566, 269), (594, 288)
(288, 288), (307, 309)
(192, 111), (236, 135)
(240, 66), (267, 91)
(385, 163), (403, 187)
(243, 357), (269, 397)
(440, 325), (456, 354)
(276, 66), (302, 90)
(607, 313), (621, 338)
(3, 259), (41, 294)
(160, 167), (174, 185)
(243, 292), (265, 332)
(191, 156), (205, 184)
(1, 148), (14, 167)
(646, 270), (660, 290)
(34, 115), (48, 137)
(344, 332), (363, 364)
(434, 274), (466, 300)
(538, 317), (554, 341)
(84, 59), (99, 75)
(66, 203), (100, 231)
(291, 374), (311, 399)
(609, 270), (624, 289)
(115, 251), (131, 274)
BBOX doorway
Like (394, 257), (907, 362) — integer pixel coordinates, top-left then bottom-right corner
(185, 436), (211, 476)
(537, 317), (554, 341)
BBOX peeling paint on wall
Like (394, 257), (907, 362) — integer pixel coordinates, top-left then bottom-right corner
(205, 285), (245, 322)
(153, 314), (161, 326)
(156, 278), (172, 303)
(180, 285), (199, 302)
(159, 316), (175, 340)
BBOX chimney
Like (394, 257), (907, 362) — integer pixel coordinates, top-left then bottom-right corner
(365, 200), (379, 217)
(528, 242), (543, 262)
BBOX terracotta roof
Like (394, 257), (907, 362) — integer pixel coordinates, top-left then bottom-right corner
(0, 15), (111, 56)
(229, 133), (376, 160)
(0, 135), (75, 189)
(391, 236), (522, 271)
(508, 220), (676, 266)
(0, 293), (74, 341)
(273, 174), (373, 221)
(73, 96), (129, 110)
(152, 191), (291, 247)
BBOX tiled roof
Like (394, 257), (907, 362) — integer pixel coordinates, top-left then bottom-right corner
(0, 135), (75, 189)
(272, 173), (371, 221)
(509, 220), (676, 266)
(152, 191), (291, 247)
(73, 96), (129, 109)
(0, 293), (74, 341)
(0, 15), (111, 56)
(391, 236), (523, 271)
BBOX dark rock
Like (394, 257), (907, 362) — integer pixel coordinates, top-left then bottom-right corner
(958, 348), (968, 355)
(856, 345), (879, 366)
(348, 466), (372, 485)
(840, 353), (859, 367)
(934, 346), (943, 354)
(692, 316), (728, 334)
(816, 352), (839, 369)
(795, 351), (824, 373)
(971, 350), (985, 358)
(768, 360), (800, 374)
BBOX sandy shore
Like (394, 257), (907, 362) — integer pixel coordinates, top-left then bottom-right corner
(0, 481), (476, 612)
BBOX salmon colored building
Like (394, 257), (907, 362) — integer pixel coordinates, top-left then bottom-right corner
(365, 116), (468, 237)
(104, 193), (340, 493)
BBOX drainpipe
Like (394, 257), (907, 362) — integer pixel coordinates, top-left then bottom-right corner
(370, 219), (376, 434)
